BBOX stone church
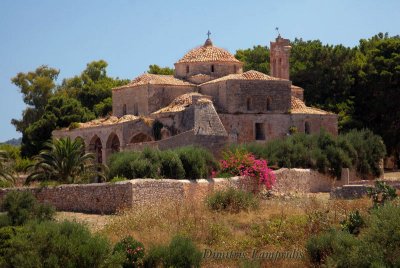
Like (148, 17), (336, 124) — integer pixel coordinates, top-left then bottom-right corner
(53, 34), (338, 164)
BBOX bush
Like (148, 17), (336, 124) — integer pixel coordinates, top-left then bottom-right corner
(159, 150), (185, 179)
(0, 221), (123, 267)
(215, 149), (275, 191)
(176, 146), (218, 180)
(341, 210), (364, 235)
(306, 229), (360, 266)
(2, 191), (55, 226)
(367, 180), (397, 208)
(307, 205), (400, 267)
(108, 146), (216, 180)
(113, 236), (145, 268)
(145, 235), (202, 268)
(206, 188), (259, 213)
(236, 129), (385, 178)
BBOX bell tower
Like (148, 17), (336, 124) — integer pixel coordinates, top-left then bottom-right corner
(270, 34), (291, 80)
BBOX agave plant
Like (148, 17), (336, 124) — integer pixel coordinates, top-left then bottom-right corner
(0, 150), (14, 183)
(26, 138), (106, 184)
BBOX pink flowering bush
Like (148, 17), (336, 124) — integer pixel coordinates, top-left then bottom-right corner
(113, 236), (145, 268)
(214, 149), (276, 192)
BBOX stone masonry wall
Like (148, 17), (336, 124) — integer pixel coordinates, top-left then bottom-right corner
(0, 169), (338, 214)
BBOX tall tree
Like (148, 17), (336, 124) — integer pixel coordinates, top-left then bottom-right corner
(352, 33), (400, 157)
(11, 66), (59, 132)
(59, 60), (129, 114)
(147, 64), (174, 75)
(235, 45), (270, 74)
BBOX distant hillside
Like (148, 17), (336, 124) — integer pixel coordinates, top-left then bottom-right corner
(1, 137), (22, 146)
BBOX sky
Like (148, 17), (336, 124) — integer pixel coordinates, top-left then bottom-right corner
(0, 0), (399, 142)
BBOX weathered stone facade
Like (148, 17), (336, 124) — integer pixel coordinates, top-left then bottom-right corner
(53, 35), (338, 163)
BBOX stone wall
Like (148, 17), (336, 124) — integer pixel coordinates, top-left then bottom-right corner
(0, 169), (340, 214)
(0, 182), (133, 214)
(219, 113), (338, 143)
(174, 62), (242, 81)
(274, 168), (342, 193)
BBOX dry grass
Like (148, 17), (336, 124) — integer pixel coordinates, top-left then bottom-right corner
(90, 193), (371, 267)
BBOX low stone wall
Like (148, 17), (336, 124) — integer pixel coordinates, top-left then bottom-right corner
(0, 182), (133, 214)
(0, 168), (342, 213)
(273, 168), (339, 193)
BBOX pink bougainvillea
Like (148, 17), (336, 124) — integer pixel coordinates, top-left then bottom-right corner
(214, 149), (276, 190)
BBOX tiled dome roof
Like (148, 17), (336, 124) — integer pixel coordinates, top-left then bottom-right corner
(113, 74), (195, 90)
(176, 39), (241, 64)
(201, 70), (284, 85)
(291, 96), (333, 115)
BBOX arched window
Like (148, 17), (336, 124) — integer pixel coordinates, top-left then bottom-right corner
(211, 65), (214, 72)
(106, 133), (120, 154)
(266, 97), (272, 111)
(246, 97), (252, 111)
(186, 65), (189, 74)
(130, 133), (153, 144)
(89, 136), (102, 164)
(305, 122), (311, 134)
(122, 104), (127, 115)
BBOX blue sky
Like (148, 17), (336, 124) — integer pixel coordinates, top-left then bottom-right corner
(0, 0), (399, 142)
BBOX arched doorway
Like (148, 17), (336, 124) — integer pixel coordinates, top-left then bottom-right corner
(106, 133), (120, 154)
(130, 133), (153, 144)
(89, 136), (102, 164)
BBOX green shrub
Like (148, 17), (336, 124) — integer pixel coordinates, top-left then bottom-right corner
(306, 229), (360, 266)
(206, 188), (259, 213)
(341, 129), (386, 178)
(159, 150), (185, 179)
(307, 205), (400, 267)
(176, 146), (217, 180)
(367, 180), (397, 208)
(108, 151), (141, 179)
(235, 129), (385, 178)
(341, 210), (364, 235)
(113, 236), (145, 268)
(0, 221), (123, 267)
(108, 146), (216, 180)
(145, 235), (202, 268)
(2, 191), (55, 226)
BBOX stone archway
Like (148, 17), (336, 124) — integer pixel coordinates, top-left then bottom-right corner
(89, 135), (102, 164)
(106, 133), (120, 154)
(130, 133), (153, 144)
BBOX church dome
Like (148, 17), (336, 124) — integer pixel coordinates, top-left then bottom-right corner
(176, 38), (241, 64)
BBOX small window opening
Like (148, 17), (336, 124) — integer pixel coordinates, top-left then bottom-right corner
(266, 97), (272, 111)
(211, 65), (214, 72)
(122, 104), (127, 115)
(255, 123), (265, 140)
(133, 103), (138, 116)
(246, 97), (252, 111)
(305, 122), (311, 134)
(234, 65), (237, 73)
(186, 65), (189, 74)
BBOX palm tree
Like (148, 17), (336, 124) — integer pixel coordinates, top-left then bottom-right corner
(0, 150), (15, 183)
(26, 137), (105, 184)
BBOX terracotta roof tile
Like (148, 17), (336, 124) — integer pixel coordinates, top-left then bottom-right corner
(113, 74), (195, 90)
(291, 96), (333, 115)
(201, 70), (285, 85)
(153, 92), (206, 114)
(176, 41), (241, 64)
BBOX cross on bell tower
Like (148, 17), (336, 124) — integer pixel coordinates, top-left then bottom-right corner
(207, 30), (211, 39)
